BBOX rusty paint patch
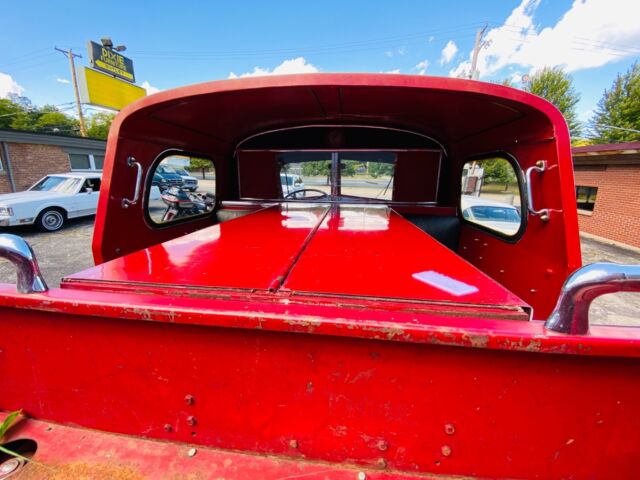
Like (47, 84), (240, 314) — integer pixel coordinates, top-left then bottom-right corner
(16, 461), (145, 480)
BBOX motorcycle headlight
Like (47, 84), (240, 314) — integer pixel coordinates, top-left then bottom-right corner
(0, 206), (14, 216)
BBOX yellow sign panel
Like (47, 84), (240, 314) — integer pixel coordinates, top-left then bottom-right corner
(78, 67), (146, 111)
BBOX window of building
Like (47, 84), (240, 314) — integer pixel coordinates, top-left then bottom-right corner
(68, 153), (106, 171)
(69, 153), (91, 170)
(460, 156), (523, 237)
(147, 154), (216, 225)
(576, 186), (597, 212)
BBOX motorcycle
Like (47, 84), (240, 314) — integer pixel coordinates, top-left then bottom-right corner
(160, 186), (215, 222)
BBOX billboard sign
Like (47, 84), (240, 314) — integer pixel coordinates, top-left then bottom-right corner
(78, 67), (146, 111)
(87, 41), (135, 83)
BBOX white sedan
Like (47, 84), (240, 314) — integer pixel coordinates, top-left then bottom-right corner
(0, 172), (103, 232)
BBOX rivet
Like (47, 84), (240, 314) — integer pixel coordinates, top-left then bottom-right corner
(478, 256), (483, 260)
(376, 458), (387, 468)
(163, 424), (173, 432)
(441, 445), (452, 457)
(187, 447), (197, 457)
(289, 439), (298, 449)
(376, 440), (388, 451)
(186, 416), (197, 427)
(185, 394), (195, 405)
(530, 289), (537, 294)
(499, 269), (505, 274)
(444, 424), (456, 435)
(357, 472), (367, 480)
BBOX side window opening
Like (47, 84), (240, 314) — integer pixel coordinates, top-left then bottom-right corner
(460, 156), (523, 237)
(147, 154), (216, 225)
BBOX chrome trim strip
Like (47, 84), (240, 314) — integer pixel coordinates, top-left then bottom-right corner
(0, 234), (48, 293)
(545, 263), (640, 334)
(122, 156), (142, 208)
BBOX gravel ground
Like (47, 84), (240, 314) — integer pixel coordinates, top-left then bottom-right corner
(0, 219), (638, 326)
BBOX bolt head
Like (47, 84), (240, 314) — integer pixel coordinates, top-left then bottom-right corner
(186, 416), (197, 427)
(185, 394), (195, 405)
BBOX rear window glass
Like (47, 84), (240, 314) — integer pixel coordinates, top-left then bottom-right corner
(276, 151), (396, 200)
(460, 157), (522, 237)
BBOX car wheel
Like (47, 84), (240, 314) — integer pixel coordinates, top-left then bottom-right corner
(36, 208), (65, 232)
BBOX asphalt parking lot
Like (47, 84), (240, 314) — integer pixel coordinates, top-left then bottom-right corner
(0, 219), (638, 326)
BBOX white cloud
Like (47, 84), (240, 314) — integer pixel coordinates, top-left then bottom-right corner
(440, 40), (458, 65)
(382, 69), (401, 74)
(385, 47), (405, 58)
(56, 77), (70, 84)
(0, 72), (24, 98)
(228, 57), (320, 79)
(141, 80), (161, 95)
(451, 0), (640, 79)
(415, 60), (429, 75)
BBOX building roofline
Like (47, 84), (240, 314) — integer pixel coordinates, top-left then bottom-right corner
(572, 141), (640, 155)
(0, 128), (106, 150)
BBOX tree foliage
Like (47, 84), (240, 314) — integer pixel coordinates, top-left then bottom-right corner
(525, 67), (581, 137)
(482, 159), (516, 190)
(189, 157), (212, 179)
(86, 112), (116, 140)
(368, 162), (393, 178)
(590, 62), (640, 144)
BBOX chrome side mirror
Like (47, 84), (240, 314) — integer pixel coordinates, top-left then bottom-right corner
(0, 234), (48, 293)
(545, 263), (640, 334)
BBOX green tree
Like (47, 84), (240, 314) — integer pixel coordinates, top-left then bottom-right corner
(189, 157), (212, 179)
(0, 99), (21, 129)
(301, 161), (331, 177)
(368, 162), (393, 178)
(86, 112), (116, 140)
(525, 67), (581, 137)
(590, 62), (640, 143)
(482, 159), (516, 191)
(35, 109), (80, 135)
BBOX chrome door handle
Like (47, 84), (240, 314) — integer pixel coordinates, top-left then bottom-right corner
(545, 263), (640, 334)
(525, 160), (550, 221)
(122, 156), (142, 208)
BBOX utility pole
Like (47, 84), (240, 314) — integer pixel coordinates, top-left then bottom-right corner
(55, 47), (87, 137)
(469, 24), (489, 80)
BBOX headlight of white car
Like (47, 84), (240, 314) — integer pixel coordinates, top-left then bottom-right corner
(0, 206), (14, 216)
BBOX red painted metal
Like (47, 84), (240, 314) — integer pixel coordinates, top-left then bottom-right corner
(66, 203), (526, 311)
(283, 205), (526, 308)
(1, 74), (636, 479)
(1, 302), (639, 479)
(91, 74), (580, 320)
(67, 204), (327, 292)
(1, 414), (428, 479)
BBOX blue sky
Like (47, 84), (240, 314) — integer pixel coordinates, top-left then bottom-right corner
(1, 0), (638, 127)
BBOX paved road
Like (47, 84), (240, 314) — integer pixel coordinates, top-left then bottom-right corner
(0, 219), (638, 326)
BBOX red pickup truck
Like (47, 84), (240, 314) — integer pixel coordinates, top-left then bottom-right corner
(1, 74), (639, 479)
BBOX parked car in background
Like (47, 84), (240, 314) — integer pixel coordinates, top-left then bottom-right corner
(151, 165), (183, 192)
(0, 172), (101, 232)
(461, 194), (521, 236)
(173, 167), (199, 192)
(280, 173), (305, 198)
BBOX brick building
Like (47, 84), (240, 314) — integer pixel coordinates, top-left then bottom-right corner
(0, 129), (106, 193)
(573, 142), (640, 248)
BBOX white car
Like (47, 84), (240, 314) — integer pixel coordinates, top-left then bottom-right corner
(280, 173), (306, 198)
(461, 194), (521, 236)
(0, 172), (103, 232)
